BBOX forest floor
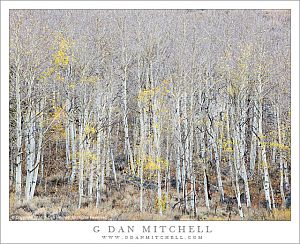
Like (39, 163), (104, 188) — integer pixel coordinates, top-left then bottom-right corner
(9, 175), (291, 221)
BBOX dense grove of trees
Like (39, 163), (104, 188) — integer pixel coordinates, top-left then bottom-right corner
(9, 9), (291, 220)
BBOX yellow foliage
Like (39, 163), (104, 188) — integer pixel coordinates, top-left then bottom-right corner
(223, 139), (234, 153)
(155, 193), (167, 213)
(227, 85), (236, 97)
(260, 141), (267, 147)
(144, 156), (168, 172)
(53, 106), (63, 120)
(162, 79), (170, 85)
(258, 133), (266, 139)
(153, 123), (159, 129)
(59, 37), (70, 51)
(215, 120), (223, 128)
(80, 76), (99, 84)
(156, 157), (169, 168)
(137, 88), (157, 102)
(51, 121), (65, 140)
(56, 73), (64, 81)
(145, 161), (159, 171)
(270, 142), (290, 151)
(39, 67), (55, 80)
(260, 160), (270, 169)
(84, 124), (96, 135)
(53, 49), (69, 67)
(78, 150), (97, 161)
(137, 78), (171, 103)
(69, 83), (76, 89)
(52, 36), (71, 68)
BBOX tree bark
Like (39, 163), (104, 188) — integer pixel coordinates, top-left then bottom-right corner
(15, 68), (22, 203)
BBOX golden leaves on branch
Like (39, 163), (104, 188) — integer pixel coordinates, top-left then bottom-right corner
(137, 79), (171, 104)
(155, 193), (168, 213)
(144, 156), (169, 172)
(84, 123), (96, 135)
(52, 35), (72, 68)
(77, 151), (97, 162)
(79, 76), (99, 85)
(269, 142), (290, 151)
(53, 49), (69, 67)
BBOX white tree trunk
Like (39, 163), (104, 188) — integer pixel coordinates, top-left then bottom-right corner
(228, 106), (244, 219)
(175, 97), (182, 200)
(249, 101), (258, 176)
(208, 124), (225, 202)
(65, 97), (71, 178)
(96, 126), (103, 208)
(276, 106), (285, 206)
(69, 114), (76, 184)
(123, 65), (135, 175)
(15, 70), (22, 203)
(200, 129), (210, 211)
(29, 98), (44, 199)
(258, 98), (272, 211)
(88, 146), (94, 203)
(25, 109), (36, 201)
(78, 103), (87, 208)
(78, 121), (84, 209)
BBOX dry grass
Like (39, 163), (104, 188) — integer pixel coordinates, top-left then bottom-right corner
(9, 182), (291, 221)
(266, 209), (291, 220)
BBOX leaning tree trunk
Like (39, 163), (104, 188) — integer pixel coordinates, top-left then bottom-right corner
(276, 106), (285, 207)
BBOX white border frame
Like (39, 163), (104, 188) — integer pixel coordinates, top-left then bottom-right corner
(1, 1), (299, 243)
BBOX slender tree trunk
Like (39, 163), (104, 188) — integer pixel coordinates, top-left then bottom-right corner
(96, 126), (102, 208)
(29, 98), (44, 199)
(123, 65), (135, 174)
(69, 114), (76, 184)
(65, 97), (71, 178)
(88, 147), (94, 203)
(181, 92), (189, 213)
(258, 97), (272, 211)
(229, 106), (244, 219)
(238, 107), (252, 208)
(25, 109), (36, 201)
(175, 96), (182, 200)
(139, 104), (146, 212)
(276, 106), (285, 207)
(78, 102), (87, 208)
(200, 129), (210, 211)
(234, 156), (244, 219)
(208, 123), (225, 202)
(270, 178), (276, 209)
(78, 121), (84, 209)
(249, 101), (258, 176)
(226, 107), (237, 203)
(15, 69), (22, 203)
